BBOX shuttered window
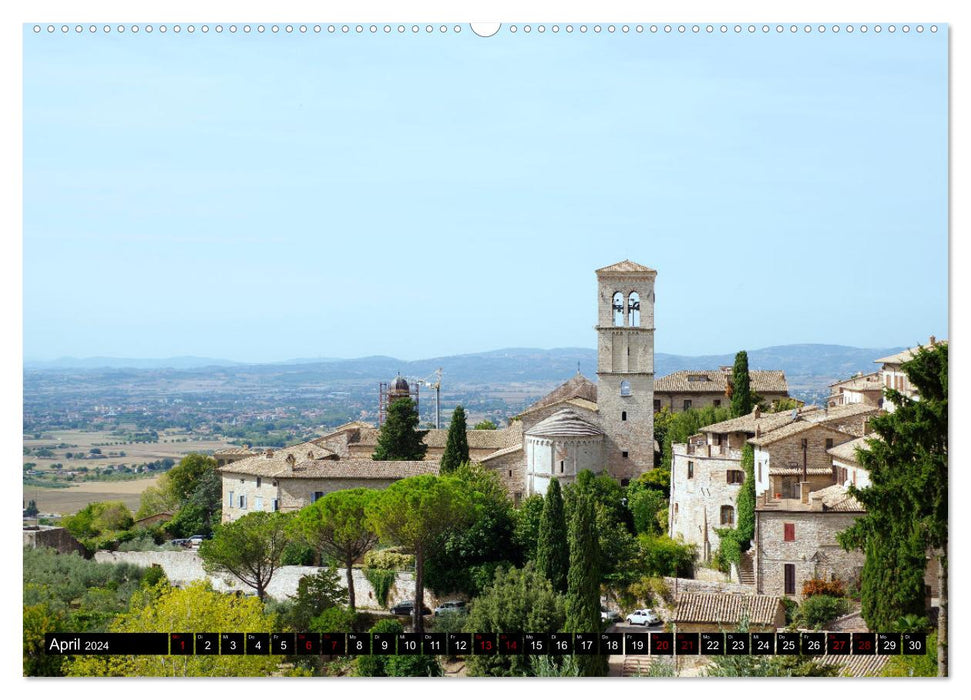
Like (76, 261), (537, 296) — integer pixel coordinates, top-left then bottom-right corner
(784, 523), (795, 541)
(784, 564), (796, 595)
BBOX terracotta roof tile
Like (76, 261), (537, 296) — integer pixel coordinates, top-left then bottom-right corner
(525, 409), (604, 438)
(655, 369), (788, 395)
(521, 374), (599, 415)
(595, 260), (657, 274)
(671, 593), (784, 626)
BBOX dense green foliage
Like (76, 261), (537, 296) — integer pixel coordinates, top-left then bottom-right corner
(424, 464), (519, 597)
(473, 420), (497, 430)
(627, 481), (667, 536)
(372, 397), (427, 461)
(363, 568), (396, 608)
(882, 632), (938, 677)
(355, 619), (442, 677)
(564, 475), (607, 676)
(714, 444), (756, 567)
(291, 488), (380, 609)
(730, 350), (753, 416)
(535, 478), (569, 593)
(439, 405), (470, 473)
(199, 511), (291, 600)
(656, 405), (733, 483)
(838, 342), (947, 668)
(564, 471), (637, 580)
(512, 494), (545, 561)
(366, 474), (472, 633)
(23, 547), (163, 675)
(61, 501), (135, 551)
(136, 453), (222, 538)
(634, 534), (696, 578)
(797, 594), (850, 629)
(64, 581), (284, 677)
(465, 563), (566, 677)
(281, 567), (348, 631)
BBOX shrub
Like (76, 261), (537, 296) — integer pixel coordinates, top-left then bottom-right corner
(280, 541), (316, 566)
(363, 568), (396, 608)
(363, 548), (414, 570)
(798, 595), (849, 629)
(781, 597), (799, 626)
(802, 578), (845, 598)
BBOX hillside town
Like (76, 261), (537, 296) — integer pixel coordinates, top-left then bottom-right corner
(24, 261), (947, 678)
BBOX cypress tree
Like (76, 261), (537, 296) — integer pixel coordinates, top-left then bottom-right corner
(536, 478), (569, 593)
(372, 397), (427, 461)
(730, 350), (753, 417)
(736, 444), (756, 548)
(439, 405), (469, 474)
(565, 487), (607, 676)
(838, 342), (947, 674)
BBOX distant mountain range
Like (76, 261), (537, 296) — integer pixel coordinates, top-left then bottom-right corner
(25, 344), (904, 393)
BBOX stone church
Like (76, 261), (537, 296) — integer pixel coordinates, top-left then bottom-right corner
(218, 260), (657, 521)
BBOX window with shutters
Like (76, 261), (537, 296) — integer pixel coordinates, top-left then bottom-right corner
(239, 495), (247, 509)
(727, 470), (744, 485)
(784, 564), (796, 595)
(687, 461), (694, 479)
(228, 490), (235, 508)
(720, 506), (734, 526)
(272, 499), (279, 512)
(784, 523), (795, 541)
(254, 496), (263, 511)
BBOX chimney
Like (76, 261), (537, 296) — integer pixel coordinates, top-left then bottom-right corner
(286, 453), (296, 472)
(929, 335), (937, 346)
(265, 449), (274, 458)
(800, 482), (812, 505)
(753, 406), (761, 419)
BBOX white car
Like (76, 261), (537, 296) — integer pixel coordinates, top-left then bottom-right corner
(601, 607), (621, 623)
(625, 609), (661, 626)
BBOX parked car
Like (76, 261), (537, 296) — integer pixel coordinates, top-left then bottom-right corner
(601, 606), (621, 623)
(170, 538), (190, 547)
(625, 609), (661, 626)
(390, 600), (432, 616)
(187, 535), (206, 546)
(434, 600), (467, 616)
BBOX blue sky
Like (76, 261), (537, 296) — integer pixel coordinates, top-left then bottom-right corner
(23, 24), (948, 362)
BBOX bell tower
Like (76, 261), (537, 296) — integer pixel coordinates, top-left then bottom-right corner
(595, 260), (656, 480)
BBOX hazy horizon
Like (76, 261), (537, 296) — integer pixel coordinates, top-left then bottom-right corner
(24, 26), (947, 362)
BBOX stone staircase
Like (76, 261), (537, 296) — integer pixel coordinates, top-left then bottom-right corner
(738, 551), (755, 587)
(621, 655), (654, 677)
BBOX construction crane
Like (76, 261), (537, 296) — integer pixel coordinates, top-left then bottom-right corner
(417, 368), (444, 429)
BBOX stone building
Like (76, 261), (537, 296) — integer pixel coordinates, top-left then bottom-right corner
(669, 592), (786, 632)
(668, 403), (882, 555)
(219, 260), (659, 519)
(654, 368), (789, 413)
(826, 372), (884, 409)
(873, 336), (944, 411)
(827, 436), (874, 490)
(754, 484), (865, 600)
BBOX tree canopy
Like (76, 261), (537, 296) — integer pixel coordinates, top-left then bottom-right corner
(291, 488), (380, 609)
(439, 405), (470, 473)
(372, 397), (427, 461)
(536, 478), (569, 593)
(63, 581), (283, 677)
(730, 350), (753, 417)
(564, 478), (606, 676)
(199, 512), (290, 600)
(366, 475), (472, 632)
(838, 342), (947, 674)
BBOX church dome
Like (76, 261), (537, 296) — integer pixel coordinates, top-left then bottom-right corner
(525, 409), (604, 438)
(390, 374), (410, 393)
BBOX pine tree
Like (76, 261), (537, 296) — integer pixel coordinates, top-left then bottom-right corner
(564, 486), (607, 676)
(838, 342), (947, 675)
(730, 350), (753, 417)
(439, 405), (469, 474)
(536, 478), (569, 593)
(372, 397), (427, 461)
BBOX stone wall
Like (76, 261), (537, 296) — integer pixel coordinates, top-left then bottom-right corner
(668, 443), (746, 557)
(754, 510), (864, 600)
(754, 424), (853, 499)
(23, 526), (86, 556)
(93, 551), (423, 608)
